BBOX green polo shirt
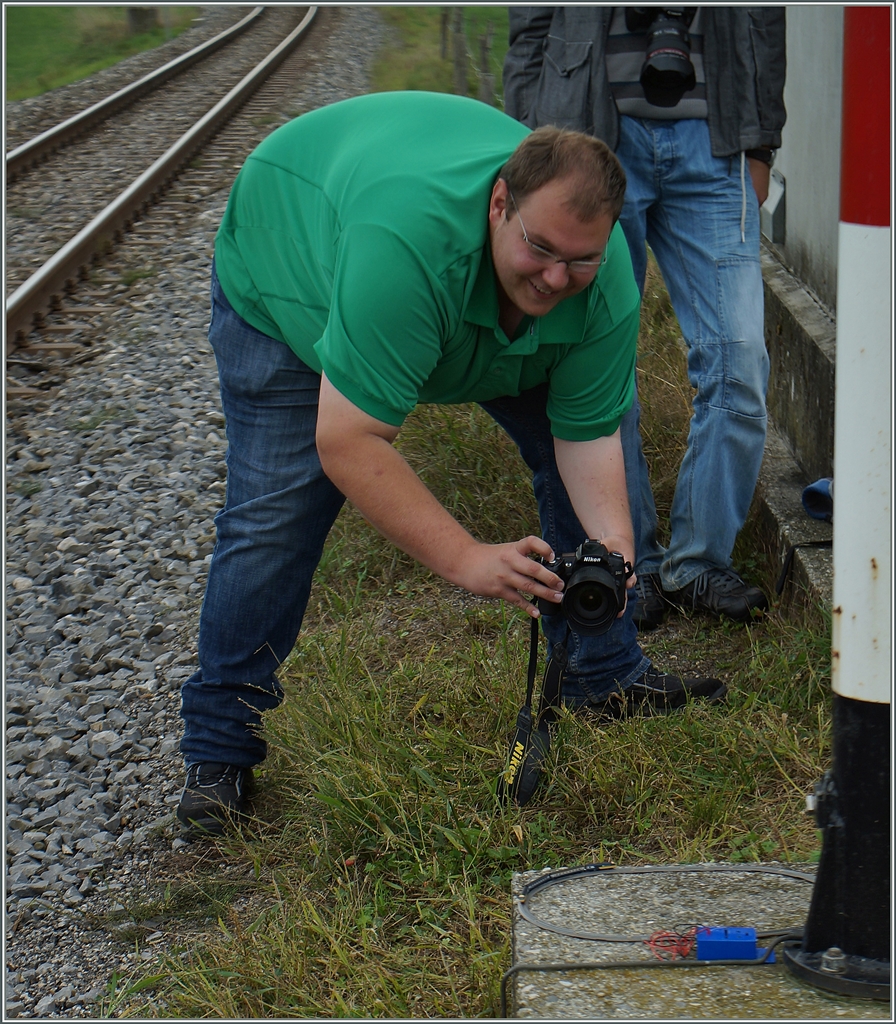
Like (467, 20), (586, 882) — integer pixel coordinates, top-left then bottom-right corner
(214, 91), (639, 441)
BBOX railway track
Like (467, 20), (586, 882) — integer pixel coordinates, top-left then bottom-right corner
(5, 5), (286, 303)
(6, 5), (322, 397)
(5, 7), (265, 181)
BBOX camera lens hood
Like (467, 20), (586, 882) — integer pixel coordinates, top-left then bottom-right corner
(562, 564), (620, 636)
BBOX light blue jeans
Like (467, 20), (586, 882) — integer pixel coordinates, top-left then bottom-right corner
(616, 116), (769, 591)
(180, 267), (649, 766)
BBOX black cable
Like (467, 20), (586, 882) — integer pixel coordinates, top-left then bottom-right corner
(516, 862), (814, 941)
(499, 933), (802, 1017)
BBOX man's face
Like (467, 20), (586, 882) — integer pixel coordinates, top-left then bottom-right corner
(488, 176), (613, 321)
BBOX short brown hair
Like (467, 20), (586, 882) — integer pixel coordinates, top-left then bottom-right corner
(499, 126), (626, 222)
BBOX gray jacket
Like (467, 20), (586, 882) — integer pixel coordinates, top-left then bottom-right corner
(504, 6), (786, 156)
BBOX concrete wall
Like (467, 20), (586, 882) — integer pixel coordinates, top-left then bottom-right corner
(766, 5), (844, 312)
(755, 4), (844, 600)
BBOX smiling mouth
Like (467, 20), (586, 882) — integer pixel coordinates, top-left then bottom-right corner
(530, 281), (554, 296)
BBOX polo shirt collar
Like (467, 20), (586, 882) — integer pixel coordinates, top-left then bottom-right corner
(465, 241), (590, 348)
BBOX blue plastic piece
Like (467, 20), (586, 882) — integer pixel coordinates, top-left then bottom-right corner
(801, 477), (833, 522)
(696, 926), (775, 963)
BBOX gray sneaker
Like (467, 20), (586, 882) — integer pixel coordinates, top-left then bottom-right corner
(582, 669), (728, 720)
(665, 568), (769, 623)
(176, 762), (254, 837)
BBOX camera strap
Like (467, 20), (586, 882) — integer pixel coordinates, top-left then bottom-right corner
(775, 539), (833, 596)
(497, 614), (568, 807)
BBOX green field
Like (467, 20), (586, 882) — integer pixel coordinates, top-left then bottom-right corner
(5, 6), (198, 100)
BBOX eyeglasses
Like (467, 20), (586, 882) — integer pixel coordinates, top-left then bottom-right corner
(508, 191), (608, 274)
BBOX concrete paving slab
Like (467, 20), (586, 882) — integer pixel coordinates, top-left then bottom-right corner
(508, 863), (890, 1019)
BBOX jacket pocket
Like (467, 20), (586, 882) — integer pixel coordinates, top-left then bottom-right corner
(535, 35), (593, 131)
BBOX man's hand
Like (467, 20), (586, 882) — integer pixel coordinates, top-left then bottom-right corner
(553, 432), (636, 618)
(315, 374), (564, 617)
(747, 157), (771, 206)
(448, 536), (565, 617)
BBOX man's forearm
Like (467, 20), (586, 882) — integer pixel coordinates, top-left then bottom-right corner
(554, 432), (635, 566)
(319, 423), (480, 584)
(315, 373), (567, 615)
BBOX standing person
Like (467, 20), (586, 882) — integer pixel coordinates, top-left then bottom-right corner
(504, 6), (786, 628)
(177, 91), (726, 836)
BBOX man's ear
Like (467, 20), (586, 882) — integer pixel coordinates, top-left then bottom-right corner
(489, 177), (510, 227)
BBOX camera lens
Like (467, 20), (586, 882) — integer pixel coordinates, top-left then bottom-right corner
(640, 13), (697, 106)
(573, 585), (611, 616)
(563, 568), (619, 636)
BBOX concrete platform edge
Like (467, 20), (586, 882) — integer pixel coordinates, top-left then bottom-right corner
(756, 249), (835, 615)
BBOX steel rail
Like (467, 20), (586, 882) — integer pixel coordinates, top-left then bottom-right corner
(6, 7), (266, 181)
(6, 7), (318, 347)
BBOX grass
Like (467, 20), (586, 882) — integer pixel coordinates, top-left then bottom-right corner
(371, 6), (509, 103)
(5, 6), (199, 101)
(10, 479), (43, 497)
(98, 8), (832, 1019)
(108, 261), (831, 1016)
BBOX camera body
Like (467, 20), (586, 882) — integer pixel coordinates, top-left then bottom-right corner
(537, 540), (633, 636)
(625, 7), (697, 107)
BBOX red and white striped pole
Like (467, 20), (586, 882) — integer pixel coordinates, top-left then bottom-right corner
(783, 5), (891, 1001)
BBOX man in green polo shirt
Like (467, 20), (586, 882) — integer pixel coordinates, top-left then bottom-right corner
(177, 91), (725, 836)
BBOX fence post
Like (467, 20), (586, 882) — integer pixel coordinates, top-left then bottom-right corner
(440, 8), (449, 61)
(452, 8), (467, 97)
(781, 6), (891, 1000)
(127, 7), (159, 34)
(478, 22), (495, 105)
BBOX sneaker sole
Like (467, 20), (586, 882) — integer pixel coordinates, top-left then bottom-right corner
(663, 595), (767, 624)
(176, 810), (229, 836)
(176, 801), (248, 837)
(635, 683), (728, 717)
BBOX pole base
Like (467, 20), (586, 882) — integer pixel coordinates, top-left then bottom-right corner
(782, 941), (890, 1001)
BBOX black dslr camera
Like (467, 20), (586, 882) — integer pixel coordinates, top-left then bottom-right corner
(626, 7), (698, 107)
(537, 540), (633, 636)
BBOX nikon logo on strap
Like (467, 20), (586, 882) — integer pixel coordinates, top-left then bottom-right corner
(504, 740), (527, 785)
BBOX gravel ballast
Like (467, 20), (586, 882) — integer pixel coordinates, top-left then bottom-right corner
(5, 8), (389, 1017)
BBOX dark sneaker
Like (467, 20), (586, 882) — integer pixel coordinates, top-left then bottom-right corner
(664, 567), (769, 623)
(582, 668), (727, 720)
(176, 762), (254, 836)
(631, 572), (667, 630)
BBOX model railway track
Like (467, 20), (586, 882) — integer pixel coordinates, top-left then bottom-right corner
(5, 5), (319, 372)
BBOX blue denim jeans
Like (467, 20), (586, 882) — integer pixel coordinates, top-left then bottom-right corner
(479, 391), (649, 708)
(180, 267), (649, 766)
(616, 116), (769, 591)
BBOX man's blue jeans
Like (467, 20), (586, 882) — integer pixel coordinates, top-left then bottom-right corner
(616, 117), (769, 591)
(180, 268), (649, 766)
